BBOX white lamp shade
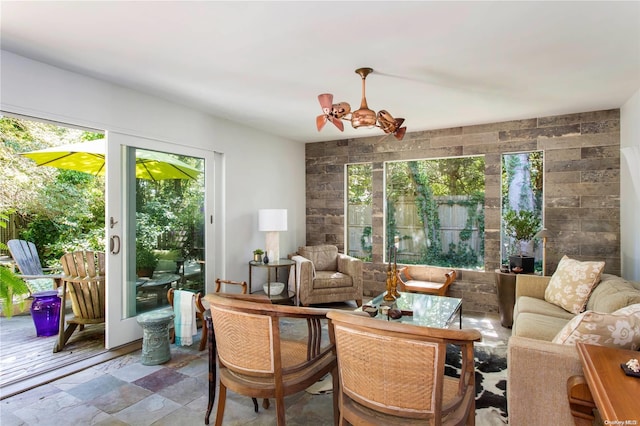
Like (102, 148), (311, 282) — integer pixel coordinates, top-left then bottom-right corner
(258, 209), (287, 231)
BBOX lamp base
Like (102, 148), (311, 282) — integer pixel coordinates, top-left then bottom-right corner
(265, 231), (280, 262)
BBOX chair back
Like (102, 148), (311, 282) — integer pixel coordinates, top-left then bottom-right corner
(327, 310), (481, 424)
(207, 293), (333, 378)
(8, 239), (44, 275)
(297, 245), (338, 271)
(205, 293), (338, 425)
(60, 251), (106, 320)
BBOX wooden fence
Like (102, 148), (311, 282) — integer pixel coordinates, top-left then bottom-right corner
(348, 195), (483, 261)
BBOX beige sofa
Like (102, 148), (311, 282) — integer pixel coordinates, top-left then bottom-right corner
(507, 273), (640, 426)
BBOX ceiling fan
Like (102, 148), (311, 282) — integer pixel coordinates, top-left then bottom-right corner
(316, 67), (407, 141)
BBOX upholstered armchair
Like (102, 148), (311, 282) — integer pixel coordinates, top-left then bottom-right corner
(291, 245), (363, 307)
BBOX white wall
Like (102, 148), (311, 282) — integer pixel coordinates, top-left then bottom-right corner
(620, 88), (640, 281)
(0, 50), (306, 284)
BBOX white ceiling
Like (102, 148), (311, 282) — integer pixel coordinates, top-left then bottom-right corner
(1, 1), (639, 143)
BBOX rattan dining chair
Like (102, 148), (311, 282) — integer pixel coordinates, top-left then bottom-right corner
(327, 310), (481, 426)
(204, 293), (339, 426)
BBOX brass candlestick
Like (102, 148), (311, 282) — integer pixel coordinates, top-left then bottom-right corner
(384, 245), (400, 301)
(384, 245), (396, 301)
(392, 249), (400, 298)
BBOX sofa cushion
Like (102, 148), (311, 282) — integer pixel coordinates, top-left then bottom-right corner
(312, 271), (353, 289)
(298, 245), (338, 271)
(552, 304), (640, 350)
(544, 255), (605, 314)
(586, 274), (640, 313)
(512, 312), (570, 341)
(514, 296), (576, 321)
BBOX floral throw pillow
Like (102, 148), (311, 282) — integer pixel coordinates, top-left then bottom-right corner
(544, 255), (605, 314)
(552, 304), (640, 350)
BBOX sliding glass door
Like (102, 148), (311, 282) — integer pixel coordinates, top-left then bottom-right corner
(105, 132), (214, 348)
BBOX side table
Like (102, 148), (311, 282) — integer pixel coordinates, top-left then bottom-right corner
(494, 269), (517, 328)
(248, 259), (296, 304)
(568, 343), (640, 424)
(136, 310), (175, 365)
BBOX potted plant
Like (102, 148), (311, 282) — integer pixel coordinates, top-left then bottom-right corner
(0, 266), (30, 318)
(136, 244), (158, 278)
(503, 209), (541, 273)
(253, 249), (264, 263)
(0, 213), (31, 318)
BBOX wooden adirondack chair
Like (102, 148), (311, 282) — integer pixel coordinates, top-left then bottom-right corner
(7, 239), (63, 293)
(54, 251), (106, 353)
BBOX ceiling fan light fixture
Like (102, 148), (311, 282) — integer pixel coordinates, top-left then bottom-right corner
(351, 107), (377, 128)
(315, 67), (407, 140)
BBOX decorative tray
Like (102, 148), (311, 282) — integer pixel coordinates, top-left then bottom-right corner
(620, 363), (640, 378)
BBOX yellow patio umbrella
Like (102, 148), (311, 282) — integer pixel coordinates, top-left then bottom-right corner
(20, 139), (201, 181)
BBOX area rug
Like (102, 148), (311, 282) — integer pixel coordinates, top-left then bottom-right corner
(446, 343), (509, 425)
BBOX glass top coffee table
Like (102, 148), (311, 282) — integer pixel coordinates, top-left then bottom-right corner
(360, 292), (462, 329)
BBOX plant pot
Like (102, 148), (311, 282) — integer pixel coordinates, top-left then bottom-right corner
(509, 255), (534, 274)
(253, 254), (263, 263)
(137, 268), (154, 278)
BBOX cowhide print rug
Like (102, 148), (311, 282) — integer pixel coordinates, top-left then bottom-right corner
(445, 342), (509, 425)
(306, 342), (509, 425)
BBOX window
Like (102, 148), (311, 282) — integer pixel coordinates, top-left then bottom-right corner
(346, 163), (372, 261)
(501, 151), (544, 270)
(385, 157), (485, 269)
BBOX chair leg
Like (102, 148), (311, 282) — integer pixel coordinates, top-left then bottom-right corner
(53, 323), (78, 353)
(275, 397), (286, 426)
(214, 383), (227, 426)
(199, 316), (207, 351)
(332, 370), (339, 426)
(252, 398), (259, 412)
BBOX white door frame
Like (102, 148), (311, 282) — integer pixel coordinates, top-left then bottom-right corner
(105, 131), (215, 349)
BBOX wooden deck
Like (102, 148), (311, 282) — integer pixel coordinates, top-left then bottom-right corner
(0, 310), (140, 399)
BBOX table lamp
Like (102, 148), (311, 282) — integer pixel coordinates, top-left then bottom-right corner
(258, 209), (287, 262)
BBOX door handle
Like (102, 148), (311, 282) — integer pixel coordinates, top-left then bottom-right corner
(110, 235), (121, 254)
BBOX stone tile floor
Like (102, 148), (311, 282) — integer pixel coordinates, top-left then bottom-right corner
(1, 310), (510, 426)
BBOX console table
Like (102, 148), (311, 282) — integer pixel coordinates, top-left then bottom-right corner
(568, 343), (640, 425)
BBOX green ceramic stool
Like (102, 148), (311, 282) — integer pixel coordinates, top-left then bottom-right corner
(137, 310), (175, 365)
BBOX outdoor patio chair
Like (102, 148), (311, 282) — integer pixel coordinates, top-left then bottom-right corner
(54, 251), (106, 353)
(7, 239), (63, 294)
(327, 310), (481, 426)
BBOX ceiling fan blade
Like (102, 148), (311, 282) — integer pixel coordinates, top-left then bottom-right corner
(330, 117), (344, 132)
(394, 126), (407, 140)
(318, 93), (333, 113)
(377, 133), (391, 143)
(316, 115), (328, 131)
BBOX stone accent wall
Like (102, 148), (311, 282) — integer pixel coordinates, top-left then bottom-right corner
(305, 109), (620, 313)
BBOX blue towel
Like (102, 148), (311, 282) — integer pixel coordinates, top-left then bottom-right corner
(173, 290), (197, 346)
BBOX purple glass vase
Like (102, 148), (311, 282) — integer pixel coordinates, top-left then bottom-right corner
(30, 290), (61, 337)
